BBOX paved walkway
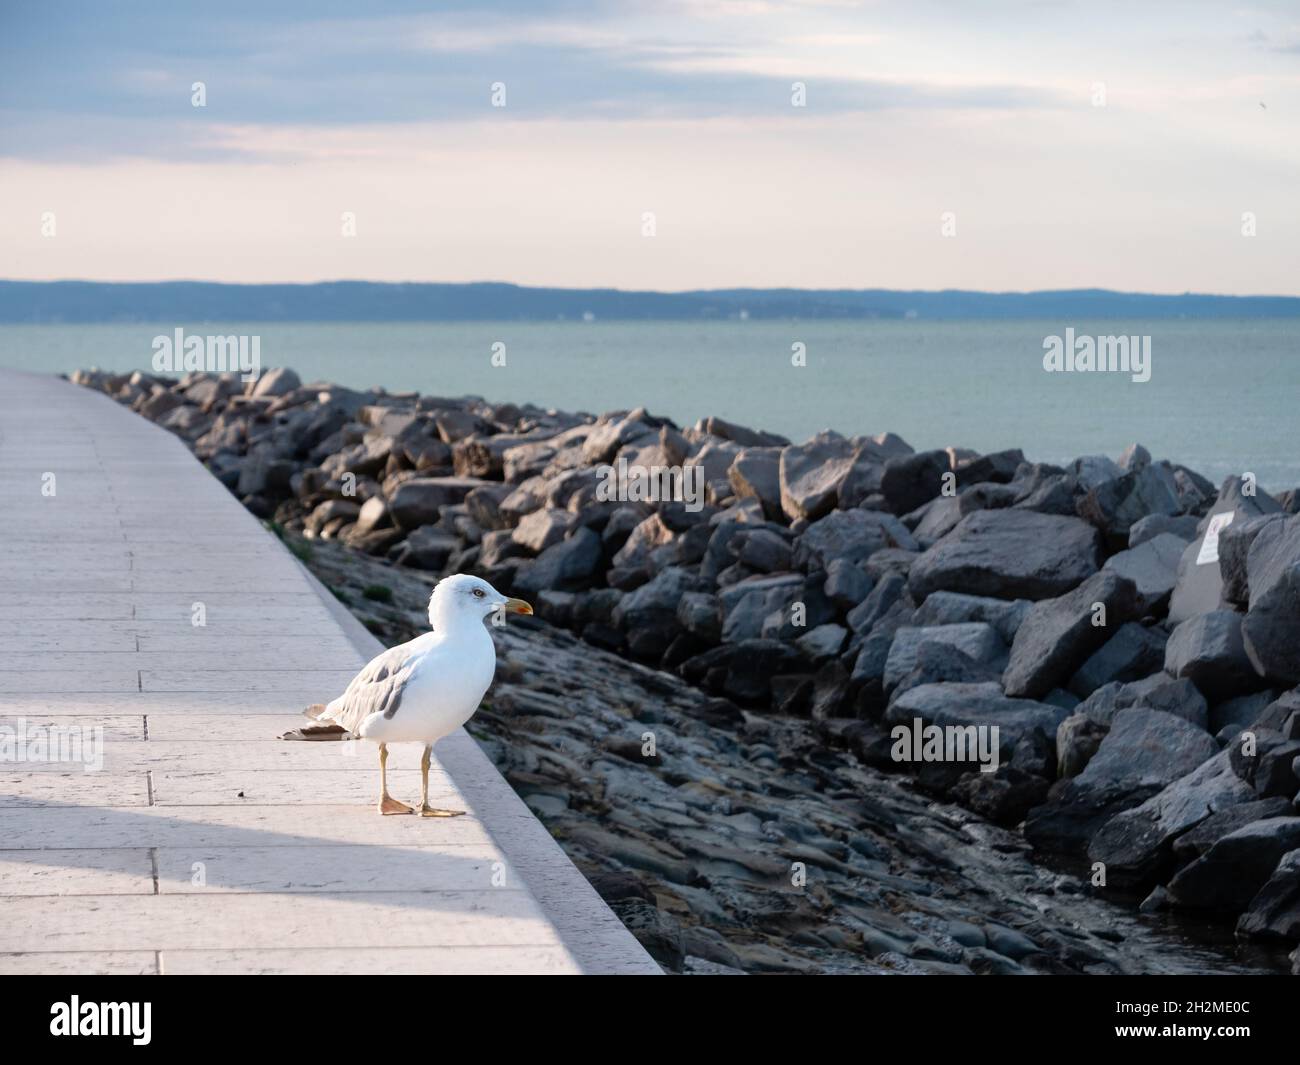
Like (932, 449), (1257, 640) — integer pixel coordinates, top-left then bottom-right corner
(0, 370), (657, 974)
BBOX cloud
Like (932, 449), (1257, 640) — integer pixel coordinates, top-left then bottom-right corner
(0, 1), (1068, 163)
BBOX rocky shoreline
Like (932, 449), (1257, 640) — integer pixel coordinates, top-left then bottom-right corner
(71, 366), (1300, 975)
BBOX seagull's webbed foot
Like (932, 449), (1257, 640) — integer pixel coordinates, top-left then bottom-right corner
(376, 743), (412, 815)
(417, 744), (464, 817)
(420, 805), (466, 818)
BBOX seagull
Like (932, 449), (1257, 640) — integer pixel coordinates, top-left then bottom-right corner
(288, 574), (533, 816)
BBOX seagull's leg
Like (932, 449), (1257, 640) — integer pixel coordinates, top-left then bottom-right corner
(419, 744), (465, 818)
(377, 742), (412, 815)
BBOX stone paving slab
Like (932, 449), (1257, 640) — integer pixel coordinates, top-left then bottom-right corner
(0, 893), (560, 952)
(160, 946), (579, 975)
(0, 952), (159, 975)
(150, 769), (451, 806)
(0, 370), (658, 975)
(0, 775), (151, 808)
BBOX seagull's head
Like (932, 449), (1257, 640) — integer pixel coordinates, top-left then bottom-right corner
(428, 573), (532, 629)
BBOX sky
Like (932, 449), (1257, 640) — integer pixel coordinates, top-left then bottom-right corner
(1, 0), (1298, 293)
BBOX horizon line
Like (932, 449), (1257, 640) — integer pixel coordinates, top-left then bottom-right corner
(5, 280), (1300, 301)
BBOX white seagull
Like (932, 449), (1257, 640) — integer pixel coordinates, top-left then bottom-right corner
(294, 574), (533, 816)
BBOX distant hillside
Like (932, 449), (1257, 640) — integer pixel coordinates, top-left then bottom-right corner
(2, 280), (1298, 322)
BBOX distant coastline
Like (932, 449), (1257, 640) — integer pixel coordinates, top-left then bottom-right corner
(4, 280), (1300, 323)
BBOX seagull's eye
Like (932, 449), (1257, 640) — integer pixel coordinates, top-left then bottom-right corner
(472, 589), (485, 598)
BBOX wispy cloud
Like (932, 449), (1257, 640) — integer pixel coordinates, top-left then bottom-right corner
(0, 1), (1083, 163)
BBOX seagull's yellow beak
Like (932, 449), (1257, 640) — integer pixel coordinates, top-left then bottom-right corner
(503, 597), (534, 615)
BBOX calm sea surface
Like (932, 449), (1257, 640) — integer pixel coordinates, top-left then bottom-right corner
(2, 319), (1296, 489)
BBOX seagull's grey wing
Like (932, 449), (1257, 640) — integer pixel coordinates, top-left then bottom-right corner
(327, 643), (421, 735)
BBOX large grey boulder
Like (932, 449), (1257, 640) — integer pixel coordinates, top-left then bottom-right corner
(719, 574), (803, 643)
(464, 483), (515, 531)
(1236, 848), (1300, 941)
(1164, 610), (1265, 701)
(250, 366), (301, 398)
(882, 623), (1003, 693)
(1111, 673), (1209, 729)
(1087, 751), (1254, 888)
(685, 438), (742, 484)
(1067, 622), (1167, 698)
(845, 572), (908, 634)
(1102, 532), (1185, 615)
(1243, 511), (1300, 610)
(1070, 455), (1123, 490)
(1167, 476), (1284, 625)
(1002, 571), (1141, 699)
(1172, 797), (1296, 862)
(1210, 689), (1278, 738)
(351, 495), (391, 537)
(1243, 562), (1300, 686)
(1010, 464), (1079, 516)
(909, 590), (1031, 644)
(581, 410), (659, 464)
(759, 574), (837, 639)
(513, 526), (604, 594)
(727, 447), (782, 519)
(955, 448), (1025, 487)
(778, 432), (857, 522)
(512, 507), (573, 554)
(612, 566), (698, 650)
(1218, 513), (1285, 606)
(457, 429), (564, 479)
(839, 436), (916, 509)
(693, 415), (789, 448)
(1118, 443), (1151, 471)
(823, 558), (872, 611)
(725, 527), (790, 574)
(236, 452), (294, 498)
(796, 623), (848, 663)
(388, 476), (490, 530)
(1128, 512), (1199, 548)
(864, 547), (920, 582)
(1171, 464), (1218, 513)
(793, 508), (915, 572)
(305, 498), (361, 535)
(908, 509), (1102, 604)
(184, 373), (241, 409)
(1238, 515), (1300, 685)
(910, 496), (964, 547)
(888, 643), (1002, 704)
(1076, 463), (1181, 544)
(1025, 708), (1218, 856)
(1253, 738), (1300, 799)
(885, 682), (1070, 755)
(611, 513), (675, 572)
(499, 423), (591, 482)
(1076, 708), (1218, 792)
(395, 526), (460, 571)
(678, 638), (803, 704)
(435, 409), (492, 444)
(1167, 817), (1300, 912)
(676, 591), (722, 643)
(1056, 712), (1108, 777)
(880, 449), (950, 516)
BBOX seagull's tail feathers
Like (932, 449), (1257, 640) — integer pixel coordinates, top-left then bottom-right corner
(280, 702), (350, 741)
